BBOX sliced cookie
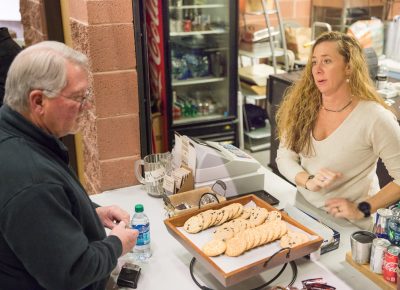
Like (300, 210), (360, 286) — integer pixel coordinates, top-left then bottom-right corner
(202, 239), (227, 257)
(280, 231), (309, 248)
(225, 236), (247, 257)
(183, 215), (203, 234)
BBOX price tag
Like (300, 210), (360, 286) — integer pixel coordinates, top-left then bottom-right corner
(163, 175), (175, 195)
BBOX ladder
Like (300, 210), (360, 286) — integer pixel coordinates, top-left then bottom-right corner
(241, 0), (289, 73)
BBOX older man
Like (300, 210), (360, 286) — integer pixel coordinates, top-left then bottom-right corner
(0, 41), (138, 289)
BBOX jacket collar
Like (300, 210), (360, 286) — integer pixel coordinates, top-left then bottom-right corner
(0, 105), (70, 164)
(0, 27), (12, 42)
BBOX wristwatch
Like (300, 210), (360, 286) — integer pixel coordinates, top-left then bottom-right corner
(357, 201), (371, 218)
(305, 175), (315, 190)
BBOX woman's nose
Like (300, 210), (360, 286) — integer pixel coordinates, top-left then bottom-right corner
(313, 62), (323, 73)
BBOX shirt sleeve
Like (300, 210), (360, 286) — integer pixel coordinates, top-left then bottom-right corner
(0, 183), (122, 290)
(276, 140), (305, 184)
(369, 109), (400, 186)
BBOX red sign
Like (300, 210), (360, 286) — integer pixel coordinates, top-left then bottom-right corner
(145, 0), (168, 151)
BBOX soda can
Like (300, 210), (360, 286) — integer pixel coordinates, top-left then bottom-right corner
(373, 208), (393, 239)
(183, 19), (192, 32)
(370, 238), (391, 274)
(383, 245), (400, 283)
(388, 207), (400, 246)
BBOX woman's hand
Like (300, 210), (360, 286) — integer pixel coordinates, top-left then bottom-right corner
(325, 198), (364, 220)
(306, 168), (342, 192)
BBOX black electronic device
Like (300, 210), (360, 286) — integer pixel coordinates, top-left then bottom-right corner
(228, 190), (280, 206)
(117, 262), (141, 289)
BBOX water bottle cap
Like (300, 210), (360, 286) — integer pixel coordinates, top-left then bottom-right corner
(135, 204), (144, 213)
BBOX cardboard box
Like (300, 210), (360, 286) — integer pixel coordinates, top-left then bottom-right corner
(245, 0), (274, 12)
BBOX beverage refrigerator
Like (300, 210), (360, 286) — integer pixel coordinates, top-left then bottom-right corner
(145, 0), (239, 150)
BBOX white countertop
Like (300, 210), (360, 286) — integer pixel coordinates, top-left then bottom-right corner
(92, 168), (381, 290)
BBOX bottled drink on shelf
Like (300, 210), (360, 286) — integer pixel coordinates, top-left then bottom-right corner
(376, 63), (388, 90)
(172, 91), (181, 120)
(183, 3), (193, 32)
(131, 204), (152, 261)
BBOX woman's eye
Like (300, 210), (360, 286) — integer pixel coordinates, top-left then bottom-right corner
(323, 59), (331, 64)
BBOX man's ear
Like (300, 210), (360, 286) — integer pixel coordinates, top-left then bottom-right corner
(28, 90), (45, 114)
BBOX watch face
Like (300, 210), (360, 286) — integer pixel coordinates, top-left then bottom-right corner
(358, 202), (371, 217)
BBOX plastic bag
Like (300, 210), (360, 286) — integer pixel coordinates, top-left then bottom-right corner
(347, 19), (384, 56)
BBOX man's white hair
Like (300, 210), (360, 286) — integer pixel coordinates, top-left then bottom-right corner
(4, 41), (89, 112)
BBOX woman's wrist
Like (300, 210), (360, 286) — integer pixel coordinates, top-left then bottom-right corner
(304, 175), (315, 190)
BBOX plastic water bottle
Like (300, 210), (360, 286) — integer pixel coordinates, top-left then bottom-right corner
(376, 63), (388, 90)
(131, 204), (152, 261)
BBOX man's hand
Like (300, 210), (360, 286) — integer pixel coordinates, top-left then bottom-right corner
(306, 168), (342, 192)
(110, 221), (139, 256)
(325, 198), (364, 220)
(96, 205), (130, 229)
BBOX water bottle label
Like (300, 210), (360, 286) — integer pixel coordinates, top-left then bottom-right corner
(133, 223), (150, 246)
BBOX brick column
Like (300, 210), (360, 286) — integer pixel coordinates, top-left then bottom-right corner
(68, 0), (141, 193)
(19, 0), (47, 45)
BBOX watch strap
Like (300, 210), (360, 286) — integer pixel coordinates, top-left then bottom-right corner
(357, 201), (371, 218)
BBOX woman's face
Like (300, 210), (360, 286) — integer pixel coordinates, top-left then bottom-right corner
(311, 41), (350, 96)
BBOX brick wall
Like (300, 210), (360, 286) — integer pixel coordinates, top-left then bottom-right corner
(20, 0), (47, 45)
(19, 0), (142, 194)
(241, 0), (312, 31)
(68, 0), (141, 194)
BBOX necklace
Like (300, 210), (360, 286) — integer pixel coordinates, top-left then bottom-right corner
(322, 98), (353, 113)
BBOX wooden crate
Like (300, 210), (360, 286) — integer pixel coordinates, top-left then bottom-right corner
(164, 195), (324, 287)
(345, 252), (396, 290)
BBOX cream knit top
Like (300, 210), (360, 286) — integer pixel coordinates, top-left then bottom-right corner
(277, 100), (400, 210)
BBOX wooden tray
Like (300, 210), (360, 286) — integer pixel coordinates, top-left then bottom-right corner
(164, 194), (324, 287)
(345, 252), (396, 290)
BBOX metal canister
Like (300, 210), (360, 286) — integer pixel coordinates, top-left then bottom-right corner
(373, 208), (393, 239)
(370, 238), (391, 274)
(383, 245), (400, 283)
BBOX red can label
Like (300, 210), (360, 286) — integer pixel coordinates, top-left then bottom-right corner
(183, 20), (192, 32)
(383, 246), (400, 283)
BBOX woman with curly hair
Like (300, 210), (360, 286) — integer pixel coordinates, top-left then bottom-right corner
(276, 31), (400, 229)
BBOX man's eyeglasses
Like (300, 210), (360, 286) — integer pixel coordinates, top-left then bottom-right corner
(42, 89), (91, 107)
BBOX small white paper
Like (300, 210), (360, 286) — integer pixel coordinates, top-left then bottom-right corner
(188, 142), (196, 175)
(172, 170), (183, 189)
(173, 133), (182, 168)
(181, 136), (190, 167)
(163, 175), (175, 195)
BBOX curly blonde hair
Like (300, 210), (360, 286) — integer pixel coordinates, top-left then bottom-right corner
(276, 31), (388, 156)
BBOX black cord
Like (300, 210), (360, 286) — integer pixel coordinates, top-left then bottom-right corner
(189, 258), (214, 290)
(189, 257), (298, 290)
(288, 261), (298, 287)
(250, 262), (289, 290)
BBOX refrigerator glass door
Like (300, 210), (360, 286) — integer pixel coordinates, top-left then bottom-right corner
(168, 0), (232, 126)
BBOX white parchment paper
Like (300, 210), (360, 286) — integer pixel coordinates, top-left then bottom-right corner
(177, 202), (318, 273)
